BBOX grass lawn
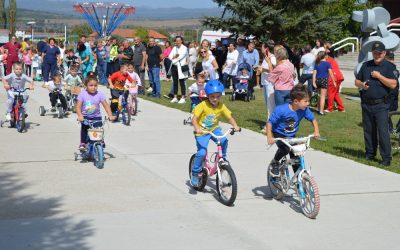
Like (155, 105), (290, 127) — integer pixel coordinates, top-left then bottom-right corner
(141, 81), (399, 174)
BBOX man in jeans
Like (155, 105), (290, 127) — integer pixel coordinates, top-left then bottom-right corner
(299, 45), (316, 95)
(132, 37), (147, 94)
(145, 37), (163, 98)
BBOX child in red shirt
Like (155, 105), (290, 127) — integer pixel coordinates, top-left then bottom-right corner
(108, 64), (135, 115)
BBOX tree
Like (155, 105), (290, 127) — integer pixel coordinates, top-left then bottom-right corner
(134, 27), (149, 43)
(70, 23), (93, 38)
(0, 0), (6, 29)
(202, 0), (371, 47)
(8, 0), (16, 38)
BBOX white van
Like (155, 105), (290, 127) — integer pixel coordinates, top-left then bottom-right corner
(200, 30), (232, 46)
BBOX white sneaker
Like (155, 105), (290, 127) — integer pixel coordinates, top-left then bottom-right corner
(170, 97), (178, 103)
(146, 87), (153, 93)
(178, 98), (186, 104)
(5, 113), (11, 121)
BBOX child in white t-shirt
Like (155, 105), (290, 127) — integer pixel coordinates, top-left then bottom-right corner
(188, 72), (207, 112)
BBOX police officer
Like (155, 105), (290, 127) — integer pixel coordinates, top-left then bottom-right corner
(355, 41), (398, 166)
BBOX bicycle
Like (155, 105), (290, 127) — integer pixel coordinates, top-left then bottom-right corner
(126, 84), (138, 116)
(74, 118), (107, 169)
(188, 128), (240, 206)
(39, 88), (66, 119)
(389, 111), (400, 150)
(0, 88), (31, 133)
(65, 85), (81, 113)
(111, 89), (131, 126)
(267, 134), (321, 219)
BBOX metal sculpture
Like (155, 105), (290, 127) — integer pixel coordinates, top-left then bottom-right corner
(352, 7), (400, 75)
(73, 2), (135, 38)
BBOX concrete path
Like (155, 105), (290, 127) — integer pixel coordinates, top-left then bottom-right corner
(0, 85), (399, 250)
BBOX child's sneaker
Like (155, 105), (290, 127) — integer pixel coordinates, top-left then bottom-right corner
(79, 143), (86, 152)
(5, 113), (11, 121)
(269, 159), (281, 180)
(51, 106), (56, 112)
(146, 87), (153, 93)
(178, 98), (186, 104)
(170, 97), (178, 103)
(190, 173), (200, 187)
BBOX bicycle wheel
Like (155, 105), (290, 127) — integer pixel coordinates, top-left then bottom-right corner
(267, 163), (285, 200)
(122, 106), (131, 126)
(129, 95), (138, 116)
(216, 161), (237, 206)
(310, 94), (318, 107)
(298, 173), (320, 219)
(57, 107), (63, 119)
(188, 154), (207, 191)
(94, 144), (104, 169)
(17, 109), (25, 133)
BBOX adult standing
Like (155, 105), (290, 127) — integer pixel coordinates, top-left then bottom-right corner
(268, 46), (295, 106)
(107, 37), (119, 77)
(239, 42), (260, 88)
(222, 42), (239, 89)
(355, 41), (397, 166)
(95, 39), (108, 85)
(199, 47), (219, 80)
(77, 42), (92, 80)
(163, 40), (173, 80)
(213, 40), (226, 81)
(169, 36), (188, 104)
(118, 40), (133, 65)
(311, 39), (325, 57)
(188, 42), (197, 78)
(132, 37), (147, 94)
(236, 37), (246, 65)
(41, 38), (60, 83)
(145, 37), (163, 98)
(260, 40), (277, 119)
(3, 36), (21, 75)
(325, 44), (345, 112)
(299, 45), (316, 95)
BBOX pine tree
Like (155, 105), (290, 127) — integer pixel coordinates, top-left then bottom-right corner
(202, 0), (368, 46)
(9, 0), (16, 38)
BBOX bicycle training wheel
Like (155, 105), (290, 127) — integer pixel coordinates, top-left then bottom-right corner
(216, 161), (237, 206)
(188, 154), (207, 191)
(267, 163), (284, 200)
(94, 144), (104, 169)
(17, 109), (25, 133)
(298, 173), (320, 219)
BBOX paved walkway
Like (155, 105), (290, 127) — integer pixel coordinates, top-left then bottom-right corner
(0, 85), (399, 249)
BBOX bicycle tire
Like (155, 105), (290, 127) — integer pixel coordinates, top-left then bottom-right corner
(298, 173), (320, 219)
(57, 107), (63, 119)
(17, 109), (25, 133)
(129, 95), (138, 116)
(216, 161), (237, 206)
(188, 154), (207, 191)
(267, 163), (285, 200)
(94, 144), (104, 169)
(310, 94), (318, 107)
(122, 106), (131, 126)
(39, 106), (46, 116)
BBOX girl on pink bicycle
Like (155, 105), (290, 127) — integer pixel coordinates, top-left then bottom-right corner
(191, 79), (240, 187)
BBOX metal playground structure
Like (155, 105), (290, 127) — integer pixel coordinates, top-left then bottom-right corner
(73, 2), (135, 38)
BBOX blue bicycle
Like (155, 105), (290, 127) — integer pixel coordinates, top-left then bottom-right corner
(267, 135), (321, 219)
(75, 118), (106, 169)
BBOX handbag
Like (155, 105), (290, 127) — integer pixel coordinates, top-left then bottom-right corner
(180, 63), (189, 73)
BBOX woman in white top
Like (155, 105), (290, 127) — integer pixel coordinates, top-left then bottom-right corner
(168, 36), (189, 104)
(188, 42), (197, 78)
(311, 39), (325, 57)
(199, 48), (218, 80)
(259, 40), (277, 119)
(222, 43), (239, 89)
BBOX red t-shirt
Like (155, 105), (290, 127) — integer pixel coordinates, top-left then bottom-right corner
(4, 42), (21, 61)
(109, 71), (134, 90)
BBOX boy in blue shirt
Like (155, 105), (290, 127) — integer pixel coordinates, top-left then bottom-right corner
(266, 84), (320, 176)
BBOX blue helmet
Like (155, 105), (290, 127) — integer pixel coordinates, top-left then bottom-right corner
(205, 80), (224, 95)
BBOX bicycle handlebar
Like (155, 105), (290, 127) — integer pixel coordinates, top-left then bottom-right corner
(194, 128), (241, 138)
(10, 87), (31, 93)
(267, 134), (316, 150)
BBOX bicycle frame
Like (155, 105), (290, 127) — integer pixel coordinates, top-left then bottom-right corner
(11, 88), (29, 122)
(272, 135), (315, 199)
(81, 119), (106, 160)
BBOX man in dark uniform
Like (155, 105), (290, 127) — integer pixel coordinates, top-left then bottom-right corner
(355, 41), (398, 166)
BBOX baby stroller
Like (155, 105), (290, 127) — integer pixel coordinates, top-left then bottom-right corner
(183, 90), (207, 125)
(230, 62), (255, 102)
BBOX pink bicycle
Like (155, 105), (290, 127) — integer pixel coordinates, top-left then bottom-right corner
(188, 128), (240, 206)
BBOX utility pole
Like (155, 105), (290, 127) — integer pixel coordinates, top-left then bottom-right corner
(9, 0), (16, 39)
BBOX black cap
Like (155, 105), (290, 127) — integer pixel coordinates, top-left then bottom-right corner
(385, 50), (395, 59)
(371, 41), (385, 52)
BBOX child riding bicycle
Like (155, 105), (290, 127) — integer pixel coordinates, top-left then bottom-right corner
(108, 64), (135, 117)
(191, 79), (240, 187)
(266, 84), (320, 178)
(3, 62), (34, 120)
(76, 76), (115, 151)
(43, 74), (68, 113)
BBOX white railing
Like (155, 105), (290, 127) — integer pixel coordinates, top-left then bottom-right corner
(370, 23), (400, 35)
(332, 37), (359, 52)
(334, 43), (355, 53)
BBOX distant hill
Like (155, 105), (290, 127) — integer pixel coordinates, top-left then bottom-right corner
(14, 0), (223, 20)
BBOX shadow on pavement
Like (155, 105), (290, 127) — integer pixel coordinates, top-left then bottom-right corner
(0, 170), (94, 249)
(333, 146), (365, 158)
(245, 119), (265, 129)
